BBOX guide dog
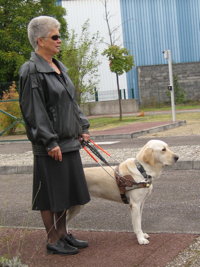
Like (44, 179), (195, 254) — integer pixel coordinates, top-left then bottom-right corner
(67, 140), (179, 245)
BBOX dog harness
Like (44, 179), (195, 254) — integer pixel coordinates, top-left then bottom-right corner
(115, 160), (152, 204)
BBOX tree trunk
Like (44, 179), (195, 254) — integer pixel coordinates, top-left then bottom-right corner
(116, 73), (122, 120)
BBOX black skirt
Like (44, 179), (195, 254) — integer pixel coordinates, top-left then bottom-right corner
(32, 150), (90, 212)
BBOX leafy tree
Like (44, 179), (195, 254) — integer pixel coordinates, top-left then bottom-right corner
(60, 20), (102, 103)
(102, 45), (134, 75)
(102, 46), (134, 120)
(102, 0), (134, 120)
(0, 0), (67, 83)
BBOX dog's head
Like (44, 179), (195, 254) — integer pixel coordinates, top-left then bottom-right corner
(136, 140), (179, 167)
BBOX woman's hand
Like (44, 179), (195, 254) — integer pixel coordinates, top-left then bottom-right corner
(48, 146), (62, 161)
(81, 133), (90, 142)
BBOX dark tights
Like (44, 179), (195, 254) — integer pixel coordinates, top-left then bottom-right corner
(40, 210), (68, 243)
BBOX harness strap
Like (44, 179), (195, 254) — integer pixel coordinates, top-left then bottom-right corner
(115, 164), (152, 204)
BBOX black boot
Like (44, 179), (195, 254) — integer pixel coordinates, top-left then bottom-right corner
(47, 239), (79, 255)
(63, 233), (88, 249)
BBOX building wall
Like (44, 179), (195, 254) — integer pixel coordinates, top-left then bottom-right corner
(138, 62), (200, 106)
(81, 99), (139, 116)
(121, 0), (200, 65)
(61, 0), (128, 101)
(120, 0), (200, 99)
(61, 0), (200, 104)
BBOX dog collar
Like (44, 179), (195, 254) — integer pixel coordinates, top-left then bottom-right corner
(135, 160), (152, 180)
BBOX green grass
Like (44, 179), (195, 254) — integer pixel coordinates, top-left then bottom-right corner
(89, 111), (200, 130)
(0, 103), (199, 135)
(89, 103), (200, 130)
(141, 103), (200, 112)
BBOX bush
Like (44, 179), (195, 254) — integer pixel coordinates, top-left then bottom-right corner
(173, 74), (186, 104)
(0, 82), (23, 135)
(0, 256), (28, 267)
(166, 74), (186, 104)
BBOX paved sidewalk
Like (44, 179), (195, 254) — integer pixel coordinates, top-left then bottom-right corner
(0, 120), (186, 142)
(0, 119), (200, 266)
(0, 228), (198, 267)
(90, 120), (186, 139)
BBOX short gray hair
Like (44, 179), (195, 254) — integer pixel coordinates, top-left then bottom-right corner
(28, 16), (61, 50)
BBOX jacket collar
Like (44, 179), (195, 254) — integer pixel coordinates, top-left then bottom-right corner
(30, 52), (67, 74)
(30, 52), (74, 98)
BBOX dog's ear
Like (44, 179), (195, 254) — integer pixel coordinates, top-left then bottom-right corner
(142, 147), (155, 166)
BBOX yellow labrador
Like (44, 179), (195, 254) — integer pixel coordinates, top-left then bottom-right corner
(67, 140), (179, 245)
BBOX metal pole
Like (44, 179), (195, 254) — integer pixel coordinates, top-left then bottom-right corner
(163, 50), (176, 122)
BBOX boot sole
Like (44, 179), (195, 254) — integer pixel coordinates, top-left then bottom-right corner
(47, 249), (79, 255)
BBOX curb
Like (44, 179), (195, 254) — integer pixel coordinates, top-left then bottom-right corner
(91, 120), (186, 140)
(1, 120), (197, 175)
(0, 120), (186, 143)
(1, 160), (200, 175)
(131, 120), (186, 138)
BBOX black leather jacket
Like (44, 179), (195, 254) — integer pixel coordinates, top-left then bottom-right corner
(19, 52), (90, 155)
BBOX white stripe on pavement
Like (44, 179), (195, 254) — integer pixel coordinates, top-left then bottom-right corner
(95, 141), (120, 145)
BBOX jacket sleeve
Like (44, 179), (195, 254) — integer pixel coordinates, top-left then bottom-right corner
(19, 63), (58, 151)
(76, 102), (90, 134)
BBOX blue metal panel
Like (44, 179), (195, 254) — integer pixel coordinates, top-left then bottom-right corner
(56, 0), (62, 6)
(176, 0), (200, 62)
(120, 0), (200, 99)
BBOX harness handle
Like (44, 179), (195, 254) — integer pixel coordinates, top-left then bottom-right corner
(83, 146), (98, 163)
(89, 139), (111, 157)
(81, 140), (109, 165)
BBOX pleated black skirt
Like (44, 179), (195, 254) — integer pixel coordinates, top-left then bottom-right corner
(32, 150), (90, 212)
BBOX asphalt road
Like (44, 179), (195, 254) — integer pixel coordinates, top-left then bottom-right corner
(92, 135), (200, 148)
(0, 135), (200, 155)
(0, 135), (200, 234)
(0, 169), (200, 234)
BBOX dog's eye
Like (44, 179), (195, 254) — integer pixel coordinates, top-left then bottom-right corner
(162, 148), (166, 152)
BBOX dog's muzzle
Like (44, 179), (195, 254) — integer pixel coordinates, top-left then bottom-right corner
(174, 155), (179, 162)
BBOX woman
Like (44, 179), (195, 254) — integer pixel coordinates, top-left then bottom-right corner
(19, 16), (90, 255)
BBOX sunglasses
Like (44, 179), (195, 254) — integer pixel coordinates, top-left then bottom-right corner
(42, 35), (61, 41)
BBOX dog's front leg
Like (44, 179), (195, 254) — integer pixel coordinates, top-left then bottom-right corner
(140, 199), (150, 240)
(130, 201), (149, 245)
(66, 205), (83, 231)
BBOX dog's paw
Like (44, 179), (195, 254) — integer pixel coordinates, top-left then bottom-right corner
(138, 237), (150, 245)
(143, 233), (150, 239)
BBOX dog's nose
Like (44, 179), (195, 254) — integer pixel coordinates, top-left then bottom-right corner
(174, 155), (179, 162)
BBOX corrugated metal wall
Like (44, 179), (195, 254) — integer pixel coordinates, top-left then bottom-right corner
(120, 0), (200, 99)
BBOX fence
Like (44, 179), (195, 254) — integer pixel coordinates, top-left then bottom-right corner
(0, 87), (135, 139)
(84, 88), (135, 102)
(0, 99), (24, 137)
